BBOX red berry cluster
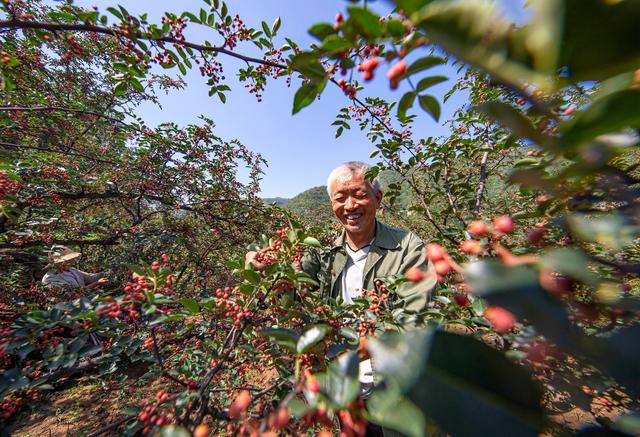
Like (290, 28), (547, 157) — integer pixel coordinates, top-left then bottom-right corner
(0, 389), (39, 420)
(387, 59), (407, 89)
(336, 78), (356, 98)
(161, 16), (187, 44)
(214, 287), (250, 327)
(138, 390), (171, 434)
(0, 170), (21, 201)
(425, 243), (452, 281)
(198, 57), (225, 85)
(216, 14), (253, 50)
(357, 57), (380, 81)
(338, 408), (368, 437)
(60, 34), (85, 63)
(300, 407), (333, 429)
(254, 248), (276, 267)
(363, 280), (390, 315)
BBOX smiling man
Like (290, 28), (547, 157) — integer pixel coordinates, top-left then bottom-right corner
(302, 162), (436, 437)
(302, 161), (436, 319)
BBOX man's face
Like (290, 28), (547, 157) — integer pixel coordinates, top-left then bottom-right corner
(330, 172), (382, 238)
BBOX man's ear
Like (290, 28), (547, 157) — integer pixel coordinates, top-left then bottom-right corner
(375, 189), (383, 207)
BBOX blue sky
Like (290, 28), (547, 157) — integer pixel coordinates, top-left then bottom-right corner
(72, 0), (530, 198)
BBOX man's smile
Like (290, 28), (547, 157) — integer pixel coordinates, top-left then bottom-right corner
(345, 212), (363, 224)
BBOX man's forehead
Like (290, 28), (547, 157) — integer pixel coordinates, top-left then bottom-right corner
(333, 173), (367, 188)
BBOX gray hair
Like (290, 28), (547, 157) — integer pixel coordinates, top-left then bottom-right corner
(327, 161), (381, 198)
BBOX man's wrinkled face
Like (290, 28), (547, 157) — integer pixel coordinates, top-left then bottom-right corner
(330, 172), (382, 237)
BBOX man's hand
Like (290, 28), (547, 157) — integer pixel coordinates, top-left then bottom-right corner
(87, 277), (109, 289)
(358, 336), (370, 360)
(245, 249), (270, 272)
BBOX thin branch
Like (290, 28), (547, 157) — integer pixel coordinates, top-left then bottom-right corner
(1, 141), (118, 165)
(474, 150), (490, 216)
(86, 416), (134, 437)
(0, 105), (127, 126)
(0, 236), (120, 249)
(0, 18), (287, 70)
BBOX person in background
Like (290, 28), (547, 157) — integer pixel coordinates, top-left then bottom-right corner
(42, 245), (108, 289)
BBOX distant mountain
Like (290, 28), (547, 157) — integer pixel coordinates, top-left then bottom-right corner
(285, 186), (334, 227)
(262, 197), (290, 207)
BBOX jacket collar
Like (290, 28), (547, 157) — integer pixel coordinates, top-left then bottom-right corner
(331, 220), (401, 251)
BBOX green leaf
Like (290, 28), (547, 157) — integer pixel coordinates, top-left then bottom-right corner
(323, 351), (360, 408)
(243, 268), (261, 284)
(416, 75), (448, 91)
(177, 62), (187, 75)
(292, 82), (319, 115)
(397, 91), (416, 120)
(302, 236), (321, 247)
(260, 327), (299, 352)
(479, 102), (548, 145)
(106, 6), (122, 20)
(130, 78), (144, 93)
(287, 398), (313, 418)
(367, 389), (426, 437)
(321, 35), (352, 53)
(395, 0), (432, 15)
(562, 90), (640, 146)
(271, 16), (281, 35)
(418, 94), (440, 121)
(371, 329), (543, 437)
(179, 298), (200, 314)
(296, 324), (329, 354)
(540, 247), (599, 285)
(386, 19), (405, 37)
(465, 261), (574, 350)
(290, 53), (327, 82)
(558, 0), (640, 81)
(308, 23), (336, 41)
(416, 331), (543, 437)
(566, 212), (638, 252)
(407, 56), (445, 76)
(157, 425), (190, 437)
(261, 20), (272, 38)
(368, 330), (432, 392)
(347, 6), (382, 39)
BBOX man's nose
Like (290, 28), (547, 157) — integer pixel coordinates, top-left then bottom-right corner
(345, 196), (357, 209)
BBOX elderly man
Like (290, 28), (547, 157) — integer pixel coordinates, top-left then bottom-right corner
(303, 161), (436, 318)
(249, 162), (435, 436)
(42, 245), (108, 289)
(307, 162), (436, 437)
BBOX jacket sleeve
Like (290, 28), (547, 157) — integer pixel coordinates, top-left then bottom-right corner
(42, 273), (69, 288)
(300, 247), (322, 284)
(76, 269), (102, 285)
(393, 234), (437, 322)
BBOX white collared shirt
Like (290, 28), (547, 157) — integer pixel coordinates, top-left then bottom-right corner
(341, 243), (371, 304)
(340, 242), (375, 388)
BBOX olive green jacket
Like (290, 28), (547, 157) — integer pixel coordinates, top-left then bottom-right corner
(302, 221), (436, 324)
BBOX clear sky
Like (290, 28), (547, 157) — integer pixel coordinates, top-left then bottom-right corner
(72, 0), (530, 198)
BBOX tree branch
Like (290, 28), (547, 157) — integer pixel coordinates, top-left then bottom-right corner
(0, 18), (288, 70)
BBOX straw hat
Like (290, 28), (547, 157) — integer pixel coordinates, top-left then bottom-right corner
(48, 245), (81, 265)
